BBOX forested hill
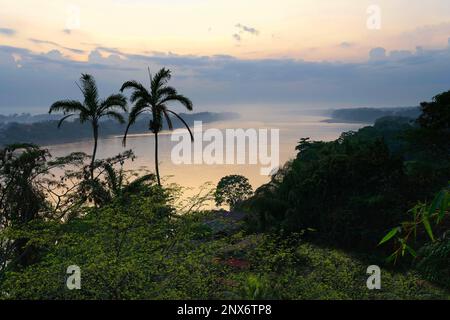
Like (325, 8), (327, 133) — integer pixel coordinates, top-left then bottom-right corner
(323, 106), (421, 124)
(0, 112), (239, 146)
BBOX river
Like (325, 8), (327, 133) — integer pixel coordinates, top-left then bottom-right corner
(45, 109), (367, 199)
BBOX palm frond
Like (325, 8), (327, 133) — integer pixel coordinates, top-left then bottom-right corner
(49, 100), (86, 115)
(158, 86), (177, 98)
(120, 80), (148, 93)
(130, 90), (151, 104)
(123, 174), (155, 194)
(100, 94), (127, 113)
(166, 110), (194, 142)
(122, 101), (149, 146)
(105, 111), (126, 124)
(151, 68), (171, 94)
(103, 163), (119, 193)
(147, 67), (152, 86)
(57, 114), (75, 128)
(161, 94), (193, 111)
(80, 74), (99, 110)
(162, 109), (174, 130)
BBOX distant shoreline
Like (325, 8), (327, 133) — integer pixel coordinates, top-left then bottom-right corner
(0, 112), (240, 147)
(321, 118), (372, 124)
(321, 106), (420, 124)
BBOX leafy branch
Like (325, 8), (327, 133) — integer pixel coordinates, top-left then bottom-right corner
(379, 183), (450, 263)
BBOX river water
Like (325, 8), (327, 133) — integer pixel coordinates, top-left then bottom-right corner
(45, 110), (367, 198)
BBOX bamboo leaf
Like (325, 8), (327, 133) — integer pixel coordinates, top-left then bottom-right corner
(422, 214), (435, 242)
(428, 190), (444, 217)
(379, 227), (400, 246)
(405, 244), (417, 258)
(437, 191), (449, 223)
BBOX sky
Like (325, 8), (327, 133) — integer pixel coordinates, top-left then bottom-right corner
(1, 0), (450, 113)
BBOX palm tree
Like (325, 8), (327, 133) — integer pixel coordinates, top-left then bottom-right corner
(120, 68), (194, 186)
(49, 74), (127, 179)
(80, 162), (156, 206)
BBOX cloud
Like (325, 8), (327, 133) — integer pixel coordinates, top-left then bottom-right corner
(401, 22), (450, 42)
(389, 50), (413, 60)
(339, 42), (354, 49)
(369, 47), (387, 61)
(0, 45), (136, 71)
(96, 46), (125, 56)
(0, 28), (16, 36)
(233, 23), (259, 42)
(232, 33), (241, 42)
(0, 45), (30, 55)
(235, 23), (259, 35)
(1, 42), (450, 111)
(28, 38), (85, 55)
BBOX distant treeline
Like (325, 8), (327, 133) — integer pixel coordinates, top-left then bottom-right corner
(0, 112), (239, 146)
(0, 113), (64, 125)
(324, 106), (421, 123)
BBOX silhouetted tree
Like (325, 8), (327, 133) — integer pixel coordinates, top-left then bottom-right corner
(214, 175), (253, 210)
(417, 90), (450, 131)
(0, 144), (49, 269)
(80, 161), (156, 206)
(49, 74), (127, 179)
(120, 68), (193, 186)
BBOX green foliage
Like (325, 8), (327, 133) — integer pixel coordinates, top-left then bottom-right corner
(214, 175), (253, 210)
(2, 209), (448, 299)
(79, 154), (156, 206)
(0, 144), (48, 227)
(246, 134), (411, 250)
(0, 144), (87, 271)
(244, 101), (450, 252)
(238, 275), (273, 300)
(405, 91), (450, 165)
(416, 237), (450, 289)
(2, 87), (450, 300)
(417, 90), (450, 131)
(379, 184), (449, 271)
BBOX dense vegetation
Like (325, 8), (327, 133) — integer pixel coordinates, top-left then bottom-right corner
(0, 77), (449, 299)
(242, 90), (450, 289)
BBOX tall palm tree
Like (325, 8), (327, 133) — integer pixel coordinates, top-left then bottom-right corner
(121, 68), (194, 186)
(49, 74), (127, 179)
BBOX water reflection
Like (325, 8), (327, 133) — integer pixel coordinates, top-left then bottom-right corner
(45, 115), (366, 195)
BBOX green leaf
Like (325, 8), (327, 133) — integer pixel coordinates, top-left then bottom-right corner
(422, 214), (435, 242)
(378, 227), (400, 246)
(405, 244), (417, 258)
(437, 191), (449, 223)
(428, 190), (444, 217)
(386, 251), (398, 264)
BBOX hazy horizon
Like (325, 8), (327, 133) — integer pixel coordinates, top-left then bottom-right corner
(0, 102), (420, 117)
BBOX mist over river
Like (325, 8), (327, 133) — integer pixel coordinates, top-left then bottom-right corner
(45, 108), (367, 196)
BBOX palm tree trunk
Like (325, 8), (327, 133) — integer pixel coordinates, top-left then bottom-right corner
(91, 123), (99, 180)
(154, 131), (161, 186)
